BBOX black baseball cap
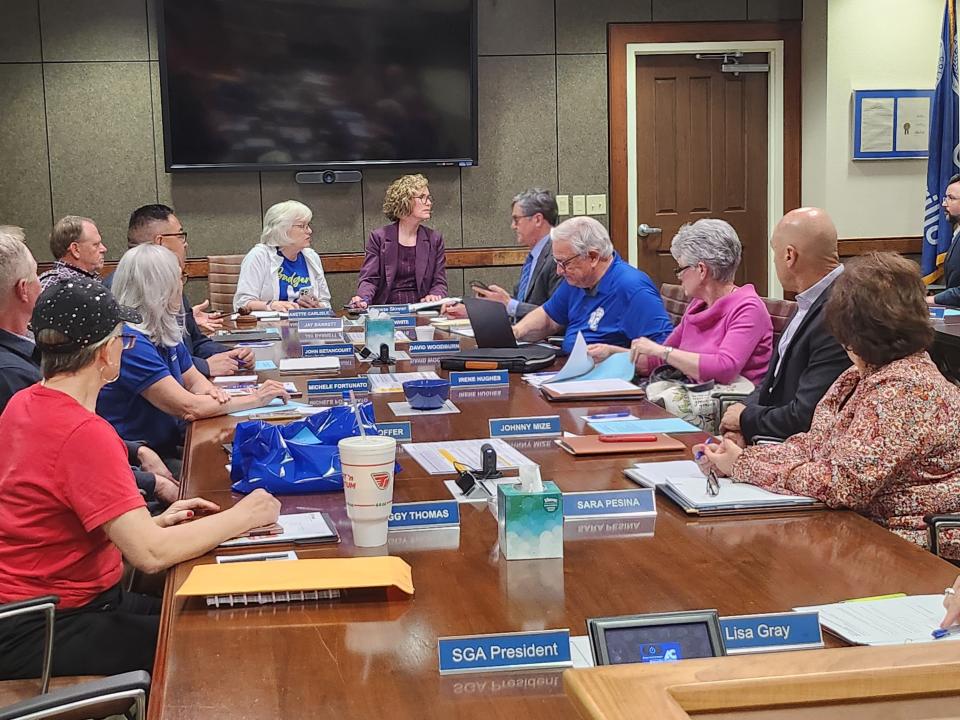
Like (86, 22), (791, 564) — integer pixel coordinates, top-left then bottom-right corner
(31, 279), (142, 352)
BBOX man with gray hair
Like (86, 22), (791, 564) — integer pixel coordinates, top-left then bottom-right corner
(513, 216), (672, 354)
(37, 215), (107, 291)
(0, 226), (42, 413)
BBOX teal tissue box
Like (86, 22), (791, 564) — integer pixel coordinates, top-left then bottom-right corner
(497, 481), (563, 560)
(365, 316), (395, 355)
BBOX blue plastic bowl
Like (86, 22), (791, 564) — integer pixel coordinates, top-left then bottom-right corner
(402, 378), (450, 410)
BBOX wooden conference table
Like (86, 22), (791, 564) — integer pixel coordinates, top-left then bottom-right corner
(148, 320), (958, 720)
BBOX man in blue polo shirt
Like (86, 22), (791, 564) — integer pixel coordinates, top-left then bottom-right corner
(513, 216), (672, 354)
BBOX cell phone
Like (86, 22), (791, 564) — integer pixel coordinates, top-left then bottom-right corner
(241, 522), (283, 537)
(470, 280), (491, 292)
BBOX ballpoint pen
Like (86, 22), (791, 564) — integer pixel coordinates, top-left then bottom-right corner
(586, 411), (630, 420)
(598, 434), (657, 443)
(931, 626), (957, 639)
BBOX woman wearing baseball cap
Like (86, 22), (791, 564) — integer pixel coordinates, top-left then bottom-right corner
(0, 279), (281, 680)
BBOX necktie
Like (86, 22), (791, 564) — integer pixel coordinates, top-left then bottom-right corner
(516, 252), (535, 302)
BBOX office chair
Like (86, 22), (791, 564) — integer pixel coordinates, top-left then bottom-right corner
(923, 514), (960, 566)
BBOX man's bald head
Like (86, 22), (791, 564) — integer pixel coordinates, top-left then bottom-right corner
(770, 207), (841, 293)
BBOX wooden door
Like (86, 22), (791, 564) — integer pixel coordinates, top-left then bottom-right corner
(634, 53), (768, 293)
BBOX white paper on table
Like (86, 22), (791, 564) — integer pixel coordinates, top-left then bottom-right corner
(541, 378), (639, 396)
(627, 460), (703, 487)
(219, 512), (336, 547)
(367, 371), (440, 393)
(523, 372), (557, 387)
(228, 400), (310, 417)
(794, 595), (960, 646)
(548, 331), (594, 383)
(663, 475), (817, 509)
(346, 332), (365, 344)
(402, 438), (533, 475)
(395, 330), (412, 341)
(448, 326), (475, 338)
(408, 297), (462, 312)
(388, 399), (461, 417)
(214, 374), (258, 385)
(569, 636), (596, 668)
(278, 357), (340, 372)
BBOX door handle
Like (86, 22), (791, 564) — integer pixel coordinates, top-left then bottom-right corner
(637, 224), (662, 238)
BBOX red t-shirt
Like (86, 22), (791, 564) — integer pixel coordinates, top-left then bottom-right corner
(0, 384), (146, 608)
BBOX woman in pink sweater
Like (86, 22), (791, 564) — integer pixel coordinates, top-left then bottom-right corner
(588, 219), (772, 385)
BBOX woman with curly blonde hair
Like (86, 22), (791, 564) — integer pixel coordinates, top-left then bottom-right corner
(350, 173), (447, 307)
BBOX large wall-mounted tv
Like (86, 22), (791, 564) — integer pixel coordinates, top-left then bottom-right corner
(157, 0), (478, 172)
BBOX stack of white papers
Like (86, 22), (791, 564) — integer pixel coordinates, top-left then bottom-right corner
(278, 357), (340, 373)
(794, 595), (960, 645)
(220, 512), (337, 547)
(403, 438), (534, 475)
(543, 378), (640, 396)
(539, 332), (638, 387)
(408, 297), (461, 312)
(367, 371), (440, 393)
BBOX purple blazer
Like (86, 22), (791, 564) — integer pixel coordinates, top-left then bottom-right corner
(356, 223), (447, 304)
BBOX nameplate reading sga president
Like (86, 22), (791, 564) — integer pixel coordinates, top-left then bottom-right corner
(719, 612), (823, 654)
(449, 370), (509, 388)
(388, 500), (460, 530)
(489, 415), (562, 438)
(306, 377), (370, 395)
(438, 629), (572, 675)
(562, 489), (656, 520)
(302, 343), (355, 357)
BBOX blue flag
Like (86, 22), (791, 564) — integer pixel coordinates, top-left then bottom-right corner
(923, 0), (960, 283)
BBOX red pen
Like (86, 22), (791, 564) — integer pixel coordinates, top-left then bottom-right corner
(598, 434), (658, 443)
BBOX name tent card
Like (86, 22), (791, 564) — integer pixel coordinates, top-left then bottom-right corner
(388, 500), (460, 530)
(288, 308), (335, 320)
(298, 317), (343, 331)
(377, 421), (412, 441)
(719, 612), (823, 654)
(449, 370), (509, 388)
(409, 340), (460, 355)
(302, 343), (355, 357)
(562, 489), (656, 519)
(392, 315), (418, 329)
(438, 629), (572, 675)
(369, 304), (411, 315)
(489, 415), (562, 438)
(307, 377), (370, 395)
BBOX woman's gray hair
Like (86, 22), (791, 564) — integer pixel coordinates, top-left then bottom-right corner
(260, 200), (312, 247)
(0, 227), (33, 297)
(512, 188), (559, 226)
(39, 324), (121, 379)
(112, 244), (183, 348)
(550, 216), (614, 259)
(670, 219), (742, 283)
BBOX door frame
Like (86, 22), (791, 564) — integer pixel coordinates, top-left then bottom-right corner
(609, 22), (802, 298)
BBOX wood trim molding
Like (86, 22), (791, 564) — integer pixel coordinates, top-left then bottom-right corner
(608, 21), (803, 259)
(837, 236), (921, 257)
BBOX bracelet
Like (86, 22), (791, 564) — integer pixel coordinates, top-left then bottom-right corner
(267, 300), (274, 311)
(662, 347), (673, 363)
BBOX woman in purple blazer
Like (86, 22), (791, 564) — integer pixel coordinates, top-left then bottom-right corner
(350, 174), (447, 307)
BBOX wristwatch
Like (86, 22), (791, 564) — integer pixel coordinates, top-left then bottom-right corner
(662, 347), (673, 363)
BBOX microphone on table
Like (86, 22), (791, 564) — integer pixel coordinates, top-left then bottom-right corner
(479, 442), (502, 479)
(371, 342), (395, 366)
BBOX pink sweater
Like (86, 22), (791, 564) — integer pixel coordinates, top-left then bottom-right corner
(646, 284), (773, 385)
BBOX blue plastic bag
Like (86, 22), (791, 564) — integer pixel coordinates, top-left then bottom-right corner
(230, 401), (381, 494)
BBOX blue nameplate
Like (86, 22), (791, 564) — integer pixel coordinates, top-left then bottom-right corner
(307, 377), (370, 395)
(449, 370), (509, 388)
(720, 612), (823, 654)
(409, 340), (460, 355)
(489, 415), (561, 438)
(302, 343), (354, 357)
(298, 317), (343, 331)
(562, 489), (656, 519)
(377, 421), (412, 441)
(438, 629), (572, 675)
(369, 304), (411, 315)
(392, 315), (418, 329)
(388, 500), (460, 530)
(288, 308), (335, 320)
(930, 307), (945, 319)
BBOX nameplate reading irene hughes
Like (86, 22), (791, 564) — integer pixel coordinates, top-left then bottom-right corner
(437, 629), (572, 675)
(489, 415), (562, 438)
(388, 500), (460, 530)
(302, 343), (355, 357)
(369, 304), (411, 315)
(307, 377), (370, 395)
(377, 421), (412, 441)
(719, 612), (823, 654)
(409, 340), (460, 355)
(288, 308), (335, 320)
(449, 370), (510, 388)
(561, 489), (656, 519)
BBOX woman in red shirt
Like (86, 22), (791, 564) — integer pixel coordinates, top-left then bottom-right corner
(0, 279), (280, 679)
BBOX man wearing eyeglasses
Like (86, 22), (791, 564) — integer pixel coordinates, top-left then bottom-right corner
(928, 174), (960, 307)
(512, 216), (673, 354)
(37, 215), (107, 291)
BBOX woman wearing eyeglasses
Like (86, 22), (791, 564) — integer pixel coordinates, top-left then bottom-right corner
(349, 174), (447, 308)
(98, 245), (289, 463)
(0, 279), (280, 679)
(234, 199), (332, 312)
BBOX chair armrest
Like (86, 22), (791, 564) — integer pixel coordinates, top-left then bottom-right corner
(0, 596), (59, 694)
(752, 436), (785, 446)
(0, 596), (59, 620)
(923, 514), (960, 557)
(0, 671), (150, 720)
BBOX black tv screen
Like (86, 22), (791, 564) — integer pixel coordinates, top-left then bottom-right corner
(157, 0), (478, 171)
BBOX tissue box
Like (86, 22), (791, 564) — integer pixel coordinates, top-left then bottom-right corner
(497, 481), (563, 560)
(365, 315), (395, 355)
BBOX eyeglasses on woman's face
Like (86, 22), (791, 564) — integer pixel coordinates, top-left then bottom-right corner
(674, 264), (694, 278)
(413, 193), (433, 205)
(117, 333), (137, 350)
(291, 221), (312, 230)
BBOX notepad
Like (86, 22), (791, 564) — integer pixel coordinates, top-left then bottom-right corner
(220, 511), (338, 547)
(794, 594), (960, 645)
(278, 357), (340, 373)
(589, 418), (701, 435)
(254, 360), (277, 371)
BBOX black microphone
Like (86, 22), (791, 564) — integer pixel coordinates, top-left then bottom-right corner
(480, 442), (502, 479)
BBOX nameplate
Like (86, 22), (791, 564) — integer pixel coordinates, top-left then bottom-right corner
(392, 315), (418, 329)
(377, 421), (412, 441)
(719, 612), (823, 654)
(489, 415), (561, 438)
(561, 489), (656, 519)
(410, 340), (461, 355)
(369, 304), (411, 315)
(307, 377), (370, 395)
(388, 500), (460, 530)
(438, 629), (572, 675)
(563, 516), (656, 542)
(449, 370), (510, 388)
(288, 308), (335, 320)
(930, 307), (946, 319)
(298, 317), (343, 331)
(302, 343), (354, 358)
(451, 387), (511, 401)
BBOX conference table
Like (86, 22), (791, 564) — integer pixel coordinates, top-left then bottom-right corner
(147, 319), (959, 720)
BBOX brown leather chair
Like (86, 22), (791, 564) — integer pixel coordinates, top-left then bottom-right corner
(207, 254), (245, 313)
(762, 296), (797, 345)
(659, 283), (690, 326)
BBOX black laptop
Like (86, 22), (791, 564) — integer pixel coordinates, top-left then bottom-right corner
(464, 298), (518, 348)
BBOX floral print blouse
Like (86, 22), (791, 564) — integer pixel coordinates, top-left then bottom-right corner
(733, 352), (960, 553)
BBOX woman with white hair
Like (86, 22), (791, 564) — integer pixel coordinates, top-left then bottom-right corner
(588, 218), (772, 385)
(234, 200), (332, 312)
(98, 244), (289, 461)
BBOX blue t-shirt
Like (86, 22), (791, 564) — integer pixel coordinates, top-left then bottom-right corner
(542, 254), (673, 354)
(96, 325), (193, 456)
(277, 250), (311, 302)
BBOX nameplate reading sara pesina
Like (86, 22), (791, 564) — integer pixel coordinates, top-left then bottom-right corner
(409, 340), (460, 355)
(489, 415), (562, 438)
(288, 308), (335, 320)
(368, 304), (411, 315)
(388, 500), (460, 530)
(449, 370), (510, 388)
(392, 315), (418, 329)
(302, 343), (355, 357)
(438, 629), (572, 675)
(306, 377), (370, 395)
(377, 421), (412, 441)
(561, 489), (656, 520)
(719, 612), (823, 654)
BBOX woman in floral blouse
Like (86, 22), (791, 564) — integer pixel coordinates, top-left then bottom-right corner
(697, 252), (960, 552)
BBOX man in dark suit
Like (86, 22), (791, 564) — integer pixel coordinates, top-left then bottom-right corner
(720, 207), (851, 443)
(928, 174), (960, 307)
